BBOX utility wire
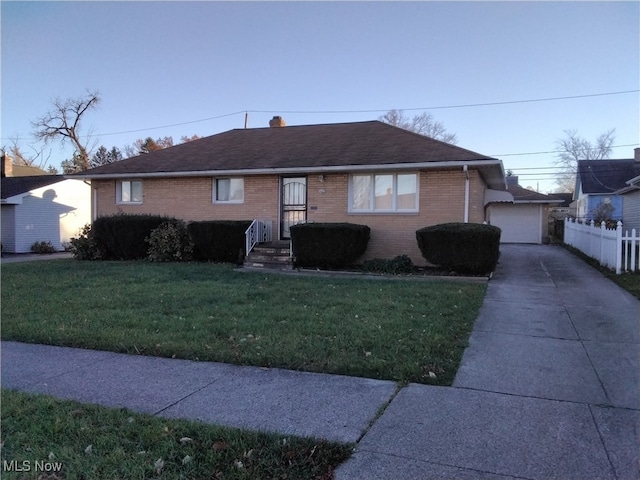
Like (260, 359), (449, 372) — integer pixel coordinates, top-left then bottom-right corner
(250, 90), (639, 114)
(4, 88), (636, 141)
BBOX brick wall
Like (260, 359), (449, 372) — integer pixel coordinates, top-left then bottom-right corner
(93, 168), (489, 265)
(94, 176), (279, 222)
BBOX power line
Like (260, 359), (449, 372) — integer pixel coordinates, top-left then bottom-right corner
(97, 111), (246, 137)
(491, 143), (638, 157)
(3, 89), (637, 142)
(92, 88), (640, 138)
(251, 89), (640, 114)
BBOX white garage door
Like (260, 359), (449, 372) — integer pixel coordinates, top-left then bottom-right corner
(490, 204), (542, 243)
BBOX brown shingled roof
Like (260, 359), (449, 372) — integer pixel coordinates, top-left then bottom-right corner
(508, 182), (562, 203)
(77, 121), (500, 177)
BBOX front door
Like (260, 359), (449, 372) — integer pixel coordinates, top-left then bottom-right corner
(281, 177), (307, 239)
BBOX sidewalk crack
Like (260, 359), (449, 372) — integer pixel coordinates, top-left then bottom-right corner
(152, 377), (224, 416)
(355, 382), (404, 444)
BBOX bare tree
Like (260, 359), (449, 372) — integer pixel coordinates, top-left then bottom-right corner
(180, 134), (201, 143)
(379, 109), (458, 144)
(7, 136), (52, 170)
(31, 90), (101, 171)
(123, 136), (174, 157)
(554, 129), (615, 191)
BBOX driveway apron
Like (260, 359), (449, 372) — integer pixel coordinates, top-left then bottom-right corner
(337, 244), (639, 480)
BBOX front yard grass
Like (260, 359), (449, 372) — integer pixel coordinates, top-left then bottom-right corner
(0, 389), (352, 480)
(1, 260), (486, 385)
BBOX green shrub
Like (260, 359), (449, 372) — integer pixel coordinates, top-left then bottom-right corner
(92, 214), (182, 260)
(416, 222), (501, 274)
(187, 220), (252, 263)
(69, 224), (103, 260)
(30, 241), (56, 254)
(146, 221), (192, 262)
(363, 255), (414, 274)
(290, 223), (370, 268)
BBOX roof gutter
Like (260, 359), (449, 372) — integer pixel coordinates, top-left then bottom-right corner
(70, 159), (505, 180)
(614, 174), (640, 194)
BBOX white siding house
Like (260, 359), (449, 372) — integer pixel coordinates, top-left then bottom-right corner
(617, 175), (640, 231)
(1, 176), (91, 253)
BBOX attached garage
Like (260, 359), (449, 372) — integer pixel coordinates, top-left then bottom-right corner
(485, 177), (562, 244)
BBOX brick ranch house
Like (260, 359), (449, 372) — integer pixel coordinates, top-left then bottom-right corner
(74, 118), (512, 264)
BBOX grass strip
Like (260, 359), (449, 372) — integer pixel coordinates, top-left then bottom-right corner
(0, 389), (352, 480)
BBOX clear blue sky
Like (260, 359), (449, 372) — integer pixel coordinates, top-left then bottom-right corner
(2, 1), (638, 192)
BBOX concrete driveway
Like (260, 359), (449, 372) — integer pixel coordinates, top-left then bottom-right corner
(337, 244), (639, 480)
(2, 245), (638, 479)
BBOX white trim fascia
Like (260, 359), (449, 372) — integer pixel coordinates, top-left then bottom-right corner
(614, 175), (640, 194)
(513, 199), (563, 204)
(71, 159), (505, 180)
(627, 174), (640, 186)
(1, 197), (23, 205)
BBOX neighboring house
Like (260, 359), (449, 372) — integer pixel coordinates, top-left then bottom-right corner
(548, 192), (574, 220)
(574, 151), (640, 223)
(1, 175), (91, 253)
(74, 118), (513, 264)
(0, 154), (49, 178)
(485, 176), (562, 244)
(615, 172), (640, 231)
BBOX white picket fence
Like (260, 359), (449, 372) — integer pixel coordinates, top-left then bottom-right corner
(564, 218), (639, 274)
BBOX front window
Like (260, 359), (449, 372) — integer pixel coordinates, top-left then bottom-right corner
(117, 180), (143, 204)
(350, 173), (418, 212)
(214, 178), (244, 203)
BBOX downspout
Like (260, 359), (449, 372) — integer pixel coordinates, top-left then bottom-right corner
(463, 165), (470, 223)
(83, 180), (97, 222)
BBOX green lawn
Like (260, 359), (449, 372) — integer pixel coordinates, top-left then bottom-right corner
(1, 260), (486, 385)
(0, 389), (352, 480)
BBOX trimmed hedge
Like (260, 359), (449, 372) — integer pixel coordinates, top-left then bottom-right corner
(187, 220), (252, 263)
(92, 214), (182, 260)
(416, 222), (501, 274)
(290, 222), (370, 268)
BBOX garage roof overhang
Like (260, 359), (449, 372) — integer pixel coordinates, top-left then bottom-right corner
(484, 189), (514, 206)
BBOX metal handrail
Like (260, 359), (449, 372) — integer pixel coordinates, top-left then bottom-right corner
(245, 219), (273, 256)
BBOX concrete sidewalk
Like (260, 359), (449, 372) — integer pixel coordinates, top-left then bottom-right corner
(2, 245), (639, 479)
(1, 252), (73, 264)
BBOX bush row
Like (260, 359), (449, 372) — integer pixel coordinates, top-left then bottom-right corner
(70, 214), (251, 263)
(71, 215), (501, 274)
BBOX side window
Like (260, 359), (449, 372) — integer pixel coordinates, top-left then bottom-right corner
(117, 180), (143, 204)
(214, 178), (244, 203)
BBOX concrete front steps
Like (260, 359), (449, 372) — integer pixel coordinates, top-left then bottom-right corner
(243, 241), (293, 270)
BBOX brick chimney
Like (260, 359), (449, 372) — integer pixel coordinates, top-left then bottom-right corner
(506, 175), (518, 185)
(1, 153), (13, 178)
(635, 147), (640, 162)
(269, 116), (286, 127)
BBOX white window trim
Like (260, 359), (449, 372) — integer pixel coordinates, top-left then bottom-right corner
(116, 180), (143, 205)
(213, 177), (245, 204)
(348, 173), (419, 214)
